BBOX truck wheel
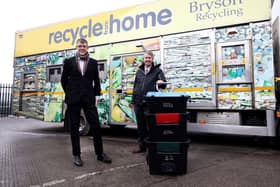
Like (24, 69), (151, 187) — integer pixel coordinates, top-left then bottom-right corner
(79, 111), (91, 136)
(63, 108), (90, 136)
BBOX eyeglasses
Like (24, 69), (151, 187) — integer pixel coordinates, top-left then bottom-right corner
(77, 45), (87, 48)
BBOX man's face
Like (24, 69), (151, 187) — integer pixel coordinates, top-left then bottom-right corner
(143, 53), (153, 67)
(76, 41), (88, 56)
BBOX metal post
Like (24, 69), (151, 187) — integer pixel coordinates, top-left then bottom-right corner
(0, 84), (13, 117)
(3, 84), (7, 116)
(0, 83), (2, 117)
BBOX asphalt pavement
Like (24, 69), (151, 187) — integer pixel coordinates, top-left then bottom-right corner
(0, 116), (280, 187)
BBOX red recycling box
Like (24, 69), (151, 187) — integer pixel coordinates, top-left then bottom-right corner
(155, 113), (180, 125)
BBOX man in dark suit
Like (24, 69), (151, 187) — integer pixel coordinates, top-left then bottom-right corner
(131, 51), (166, 153)
(61, 38), (111, 167)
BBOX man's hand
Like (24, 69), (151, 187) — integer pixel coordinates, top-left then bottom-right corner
(156, 80), (164, 85)
(156, 80), (167, 90)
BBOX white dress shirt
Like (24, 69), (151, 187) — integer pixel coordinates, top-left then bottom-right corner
(145, 66), (150, 75)
(79, 60), (85, 75)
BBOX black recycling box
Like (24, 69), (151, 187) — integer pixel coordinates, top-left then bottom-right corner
(146, 140), (190, 175)
(144, 92), (190, 113)
(145, 112), (187, 141)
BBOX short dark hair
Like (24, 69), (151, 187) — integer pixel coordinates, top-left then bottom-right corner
(76, 38), (88, 45)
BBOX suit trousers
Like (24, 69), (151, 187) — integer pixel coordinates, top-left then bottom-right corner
(134, 104), (148, 149)
(67, 99), (103, 156)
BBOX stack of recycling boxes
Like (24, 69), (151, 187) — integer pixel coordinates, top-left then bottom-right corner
(144, 92), (190, 175)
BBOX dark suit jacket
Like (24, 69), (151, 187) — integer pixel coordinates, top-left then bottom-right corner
(61, 56), (101, 105)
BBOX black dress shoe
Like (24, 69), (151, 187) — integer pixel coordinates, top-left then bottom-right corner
(97, 153), (112, 164)
(73, 155), (83, 167)
(132, 147), (146, 154)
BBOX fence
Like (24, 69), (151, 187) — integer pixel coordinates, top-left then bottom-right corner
(0, 83), (13, 117)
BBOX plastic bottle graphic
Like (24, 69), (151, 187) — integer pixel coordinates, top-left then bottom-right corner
(263, 80), (271, 87)
(236, 67), (244, 78)
(54, 111), (61, 122)
(229, 69), (237, 79)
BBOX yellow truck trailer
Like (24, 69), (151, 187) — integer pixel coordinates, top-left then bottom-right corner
(12, 0), (280, 139)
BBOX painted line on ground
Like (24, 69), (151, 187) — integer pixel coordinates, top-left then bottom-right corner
(32, 162), (144, 186)
(9, 131), (68, 137)
(42, 179), (66, 186)
(75, 163), (144, 180)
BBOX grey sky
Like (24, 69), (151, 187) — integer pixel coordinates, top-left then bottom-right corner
(0, 0), (153, 83)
